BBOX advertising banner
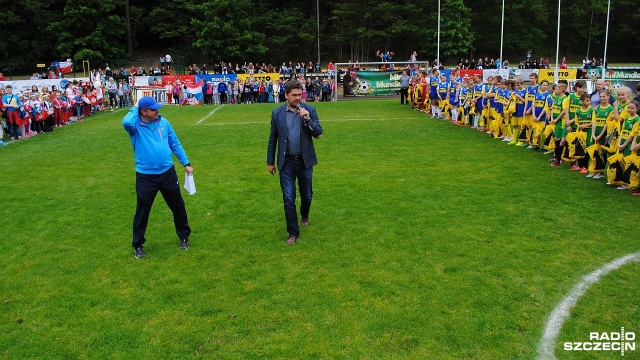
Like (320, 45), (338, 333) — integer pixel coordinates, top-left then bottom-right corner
(196, 74), (237, 84)
(609, 69), (640, 81)
(481, 69), (510, 82)
(236, 73), (281, 83)
(513, 69), (539, 82)
(348, 70), (402, 96)
(0, 78), (90, 93)
(459, 69), (483, 80)
(538, 69), (577, 82)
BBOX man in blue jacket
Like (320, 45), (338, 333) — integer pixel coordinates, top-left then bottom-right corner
(123, 96), (193, 258)
(267, 80), (323, 245)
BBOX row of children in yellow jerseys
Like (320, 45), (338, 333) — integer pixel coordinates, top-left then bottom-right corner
(408, 72), (640, 196)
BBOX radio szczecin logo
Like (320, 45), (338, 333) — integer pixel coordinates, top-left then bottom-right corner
(564, 328), (636, 356)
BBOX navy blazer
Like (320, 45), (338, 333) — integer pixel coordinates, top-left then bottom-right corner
(267, 103), (323, 171)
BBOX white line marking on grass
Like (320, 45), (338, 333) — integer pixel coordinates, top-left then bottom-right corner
(196, 105), (225, 125)
(537, 251), (640, 360)
(198, 117), (417, 126)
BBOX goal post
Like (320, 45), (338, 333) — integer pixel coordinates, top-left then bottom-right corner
(332, 61), (430, 101)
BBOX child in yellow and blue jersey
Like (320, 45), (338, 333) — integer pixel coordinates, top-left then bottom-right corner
(529, 80), (553, 151)
(510, 78), (527, 145)
(429, 69), (440, 117)
(458, 80), (470, 126)
(437, 73), (450, 120)
(449, 80), (460, 123)
(523, 74), (540, 147)
(471, 76), (485, 129)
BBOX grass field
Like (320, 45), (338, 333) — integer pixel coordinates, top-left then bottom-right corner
(1, 100), (638, 359)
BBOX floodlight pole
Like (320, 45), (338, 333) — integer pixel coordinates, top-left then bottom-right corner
(499, 0), (504, 67)
(602, 0), (610, 80)
(554, 0), (561, 84)
(317, 0), (321, 67)
(437, 0), (440, 68)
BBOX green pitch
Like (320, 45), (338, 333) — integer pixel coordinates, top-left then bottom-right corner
(1, 100), (638, 359)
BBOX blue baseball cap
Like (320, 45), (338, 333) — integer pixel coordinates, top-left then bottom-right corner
(138, 96), (163, 110)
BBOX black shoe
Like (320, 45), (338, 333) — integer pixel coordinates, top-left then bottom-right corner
(179, 238), (189, 250)
(134, 246), (146, 258)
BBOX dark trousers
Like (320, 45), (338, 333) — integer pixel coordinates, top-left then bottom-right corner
(110, 93), (117, 107)
(133, 167), (191, 248)
(400, 87), (409, 104)
(279, 156), (313, 238)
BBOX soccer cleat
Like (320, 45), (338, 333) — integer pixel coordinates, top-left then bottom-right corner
(179, 238), (190, 250)
(570, 165), (580, 171)
(617, 185), (629, 190)
(526, 145), (536, 149)
(551, 161), (560, 167)
(543, 150), (554, 155)
(593, 173), (604, 179)
(548, 157), (557, 162)
(134, 246), (146, 258)
(580, 168), (589, 174)
(586, 173), (595, 178)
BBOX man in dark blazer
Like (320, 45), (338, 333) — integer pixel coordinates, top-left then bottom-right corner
(267, 80), (323, 245)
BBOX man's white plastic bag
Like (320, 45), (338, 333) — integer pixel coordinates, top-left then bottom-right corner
(184, 173), (196, 195)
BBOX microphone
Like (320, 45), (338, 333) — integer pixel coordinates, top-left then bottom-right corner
(296, 104), (310, 121)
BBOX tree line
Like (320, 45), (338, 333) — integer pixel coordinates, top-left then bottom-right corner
(0, 0), (636, 75)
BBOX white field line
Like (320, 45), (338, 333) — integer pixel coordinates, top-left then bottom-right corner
(196, 117), (418, 126)
(537, 251), (640, 360)
(195, 105), (226, 125)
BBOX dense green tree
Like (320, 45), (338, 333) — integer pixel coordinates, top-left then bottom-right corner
(0, 0), (63, 76)
(421, 0), (474, 60)
(192, 1), (260, 62)
(48, 0), (127, 70)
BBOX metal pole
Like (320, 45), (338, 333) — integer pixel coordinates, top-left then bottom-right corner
(586, 9), (594, 59)
(317, 0), (321, 68)
(554, 0), (561, 84)
(602, 0), (610, 80)
(437, 0), (440, 68)
(500, 0), (505, 67)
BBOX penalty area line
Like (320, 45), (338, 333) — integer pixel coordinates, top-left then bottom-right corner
(537, 250), (640, 360)
(195, 105), (225, 125)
